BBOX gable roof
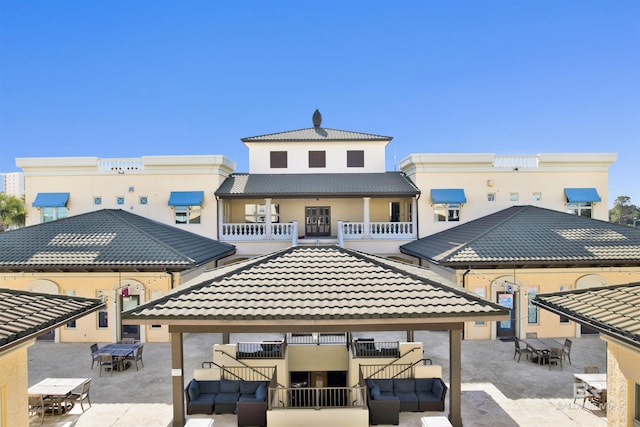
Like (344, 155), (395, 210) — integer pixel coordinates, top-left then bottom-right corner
(533, 283), (640, 349)
(241, 127), (392, 143)
(123, 246), (508, 329)
(0, 288), (104, 353)
(400, 205), (640, 268)
(215, 172), (420, 198)
(0, 209), (235, 272)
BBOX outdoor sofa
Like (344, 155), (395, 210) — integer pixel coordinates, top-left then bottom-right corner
(185, 379), (268, 426)
(367, 377), (448, 425)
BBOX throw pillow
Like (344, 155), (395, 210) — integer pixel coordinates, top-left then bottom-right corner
(255, 383), (267, 401)
(188, 380), (200, 400)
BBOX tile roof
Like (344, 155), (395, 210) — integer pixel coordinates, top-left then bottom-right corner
(533, 283), (640, 349)
(0, 209), (235, 272)
(215, 172), (420, 198)
(241, 127), (392, 142)
(0, 288), (104, 352)
(123, 246), (508, 326)
(400, 205), (640, 268)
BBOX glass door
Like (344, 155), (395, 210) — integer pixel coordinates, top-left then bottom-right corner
(496, 292), (516, 338)
(121, 295), (140, 341)
(305, 207), (331, 236)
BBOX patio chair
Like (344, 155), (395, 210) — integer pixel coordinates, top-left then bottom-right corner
(584, 365), (600, 373)
(562, 339), (572, 364)
(513, 338), (530, 362)
(126, 344), (144, 370)
(585, 388), (607, 410)
(98, 353), (117, 376)
(525, 332), (538, 339)
(90, 343), (99, 369)
(67, 379), (91, 412)
(28, 394), (46, 424)
(121, 338), (135, 344)
(573, 377), (587, 404)
(547, 347), (563, 370)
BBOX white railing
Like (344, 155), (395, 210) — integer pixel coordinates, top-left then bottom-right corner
(338, 221), (414, 242)
(221, 221), (298, 242)
(98, 158), (144, 173)
(493, 155), (539, 169)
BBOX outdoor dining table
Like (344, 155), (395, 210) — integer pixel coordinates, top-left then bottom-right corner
(98, 343), (142, 371)
(521, 338), (563, 365)
(574, 373), (607, 391)
(28, 377), (89, 415)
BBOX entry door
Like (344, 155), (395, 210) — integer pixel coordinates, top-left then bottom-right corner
(496, 292), (516, 337)
(305, 207), (331, 236)
(121, 295), (140, 340)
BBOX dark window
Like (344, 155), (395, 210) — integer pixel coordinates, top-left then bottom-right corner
(347, 150), (364, 167)
(309, 151), (326, 168)
(270, 151), (288, 168)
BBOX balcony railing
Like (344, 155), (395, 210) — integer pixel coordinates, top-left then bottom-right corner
(352, 339), (400, 358)
(269, 386), (366, 409)
(98, 158), (144, 173)
(221, 222), (298, 242)
(237, 341), (285, 359)
(338, 221), (414, 242)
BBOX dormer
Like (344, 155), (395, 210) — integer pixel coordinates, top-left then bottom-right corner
(241, 110), (392, 174)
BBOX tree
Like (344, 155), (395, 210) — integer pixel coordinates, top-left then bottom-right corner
(609, 195), (640, 227)
(0, 193), (25, 231)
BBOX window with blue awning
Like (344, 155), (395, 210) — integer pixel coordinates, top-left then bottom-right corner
(32, 192), (70, 207)
(431, 189), (467, 204)
(564, 188), (601, 203)
(168, 191), (204, 206)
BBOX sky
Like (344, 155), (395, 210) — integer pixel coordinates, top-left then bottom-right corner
(1, 0), (638, 208)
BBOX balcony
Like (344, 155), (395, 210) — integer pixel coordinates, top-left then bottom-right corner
(220, 222), (298, 242)
(338, 221), (414, 242)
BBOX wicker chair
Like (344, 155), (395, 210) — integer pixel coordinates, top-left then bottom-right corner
(547, 347), (563, 370)
(67, 379), (92, 412)
(126, 345), (144, 370)
(562, 339), (573, 364)
(121, 338), (135, 344)
(98, 353), (117, 376)
(584, 365), (600, 373)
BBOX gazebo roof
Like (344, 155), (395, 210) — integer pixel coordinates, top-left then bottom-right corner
(123, 246), (508, 331)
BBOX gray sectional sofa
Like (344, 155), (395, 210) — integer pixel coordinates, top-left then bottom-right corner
(185, 379), (268, 426)
(367, 377), (447, 425)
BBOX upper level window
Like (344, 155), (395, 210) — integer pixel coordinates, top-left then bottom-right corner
(347, 150), (364, 168)
(175, 206), (201, 224)
(567, 203), (593, 218)
(270, 151), (287, 168)
(245, 204), (280, 223)
(434, 203), (460, 222)
(309, 151), (326, 168)
(42, 207), (67, 223)
(33, 192), (69, 223)
(168, 191), (204, 225)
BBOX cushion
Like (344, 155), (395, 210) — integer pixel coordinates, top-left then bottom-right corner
(189, 394), (216, 406)
(215, 392), (240, 404)
(370, 383), (381, 400)
(394, 391), (418, 402)
(187, 380), (200, 400)
(393, 379), (415, 393)
(416, 391), (438, 402)
(220, 380), (240, 393)
(374, 379), (394, 393)
(199, 381), (220, 394)
(432, 379), (445, 398)
(415, 378), (436, 392)
(240, 381), (263, 395)
(255, 383), (267, 401)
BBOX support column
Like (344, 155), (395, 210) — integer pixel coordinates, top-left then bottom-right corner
(264, 198), (272, 239)
(217, 198), (224, 240)
(222, 332), (230, 344)
(406, 330), (414, 342)
(411, 197), (418, 238)
(363, 197), (371, 238)
(171, 331), (185, 427)
(449, 327), (463, 427)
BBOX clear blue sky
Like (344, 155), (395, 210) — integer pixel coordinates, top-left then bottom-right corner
(1, 0), (638, 208)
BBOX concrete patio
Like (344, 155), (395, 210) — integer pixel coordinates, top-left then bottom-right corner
(28, 331), (608, 427)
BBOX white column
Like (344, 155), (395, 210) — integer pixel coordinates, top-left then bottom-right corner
(363, 197), (371, 238)
(265, 198), (272, 239)
(217, 198), (224, 240)
(411, 197), (418, 238)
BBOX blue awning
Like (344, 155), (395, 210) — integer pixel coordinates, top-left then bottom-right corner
(564, 188), (601, 203)
(32, 192), (70, 207)
(168, 191), (204, 206)
(431, 189), (467, 204)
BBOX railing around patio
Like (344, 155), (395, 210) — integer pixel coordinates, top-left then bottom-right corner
(220, 222), (298, 242)
(237, 341), (285, 359)
(269, 385), (366, 409)
(338, 221), (414, 242)
(286, 332), (348, 346)
(493, 155), (539, 169)
(352, 340), (400, 358)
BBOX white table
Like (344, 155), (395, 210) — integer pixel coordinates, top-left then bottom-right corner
(421, 416), (453, 427)
(574, 373), (607, 391)
(28, 377), (89, 415)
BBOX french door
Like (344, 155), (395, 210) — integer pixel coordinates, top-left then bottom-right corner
(496, 292), (516, 337)
(305, 207), (331, 236)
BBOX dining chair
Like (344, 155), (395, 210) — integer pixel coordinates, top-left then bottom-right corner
(513, 338), (530, 362)
(121, 338), (135, 344)
(67, 379), (92, 412)
(28, 394), (46, 425)
(547, 347), (563, 370)
(98, 353), (117, 376)
(584, 365), (600, 373)
(562, 338), (572, 364)
(585, 388), (607, 410)
(126, 345), (144, 370)
(90, 343), (99, 369)
(573, 377), (587, 404)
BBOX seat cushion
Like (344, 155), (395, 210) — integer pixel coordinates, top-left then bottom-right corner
(240, 381), (265, 395)
(215, 392), (240, 404)
(373, 379), (394, 393)
(393, 379), (415, 394)
(394, 391), (418, 402)
(416, 391), (439, 402)
(199, 380), (220, 394)
(190, 393), (215, 406)
(187, 380), (200, 400)
(415, 378), (435, 392)
(220, 380), (240, 393)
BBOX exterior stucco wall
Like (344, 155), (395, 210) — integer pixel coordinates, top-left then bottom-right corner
(0, 342), (30, 427)
(267, 407), (369, 427)
(603, 336), (640, 427)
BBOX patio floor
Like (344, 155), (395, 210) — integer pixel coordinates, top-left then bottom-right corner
(28, 331), (608, 426)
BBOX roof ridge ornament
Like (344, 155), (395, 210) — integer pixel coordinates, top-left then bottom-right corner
(312, 109), (322, 128)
